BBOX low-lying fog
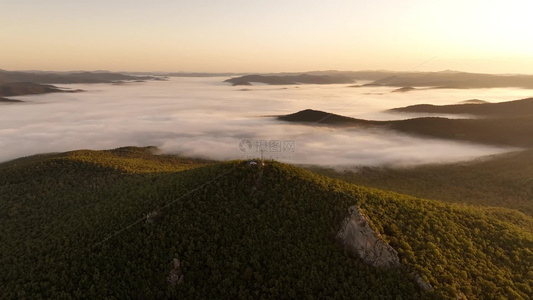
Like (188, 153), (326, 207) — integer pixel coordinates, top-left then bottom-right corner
(1, 77), (531, 167)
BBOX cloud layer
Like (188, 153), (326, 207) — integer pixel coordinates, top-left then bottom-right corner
(1, 77), (530, 167)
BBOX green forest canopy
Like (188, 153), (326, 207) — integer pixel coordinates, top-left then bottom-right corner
(1, 147), (531, 299)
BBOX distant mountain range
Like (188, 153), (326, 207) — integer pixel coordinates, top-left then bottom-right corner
(0, 69), (162, 84)
(5, 69), (533, 89)
(225, 70), (533, 88)
(164, 72), (242, 77)
(0, 70), (164, 98)
(367, 71), (533, 89)
(224, 74), (355, 85)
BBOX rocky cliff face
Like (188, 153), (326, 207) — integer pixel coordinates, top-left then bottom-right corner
(337, 205), (400, 268)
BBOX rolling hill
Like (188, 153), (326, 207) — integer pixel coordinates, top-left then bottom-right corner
(278, 109), (378, 126)
(390, 97), (533, 116)
(277, 108), (533, 147)
(1, 147), (532, 299)
(307, 149), (533, 218)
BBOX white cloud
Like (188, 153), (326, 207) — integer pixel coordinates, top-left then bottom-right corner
(1, 77), (528, 167)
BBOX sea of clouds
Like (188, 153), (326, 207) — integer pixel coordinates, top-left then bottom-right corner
(1, 76), (531, 167)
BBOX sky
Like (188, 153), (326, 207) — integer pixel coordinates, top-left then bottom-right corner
(1, 0), (532, 73)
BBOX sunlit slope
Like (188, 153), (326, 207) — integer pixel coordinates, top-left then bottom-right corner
(309, 149), (533, 218)
(1, 148), (531, 299)
(0, 146), (212, 173)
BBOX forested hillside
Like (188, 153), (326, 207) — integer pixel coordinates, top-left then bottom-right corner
(308, 149), (533, 218)
(1, 147), (532, 299)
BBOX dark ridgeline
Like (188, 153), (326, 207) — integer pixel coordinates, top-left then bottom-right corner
(0, 81), (77, 97)
(277, 98), (533, 147)
(0, 70), (166, 98)
(0, 69), (162, 84)
(0, 97), (23, 103)
(390, 97), (533, 116)
(225, 70), (533, 88)
(224, 74), (355, 85)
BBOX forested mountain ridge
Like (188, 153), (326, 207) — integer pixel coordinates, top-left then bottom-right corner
(222, 70), (533, 88)
(390, 97), (533, 116)
(224, 74), (355, 85)
(1, 147), (532, 299)
(278, 108), (533, 147)
(0, 69), (161, 84)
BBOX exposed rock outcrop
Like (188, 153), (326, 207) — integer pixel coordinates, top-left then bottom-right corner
(414, 273), (434, 291)
(167, 258), (184, 286)
(146, 209), (163, 224)
(336, 206), (437, 292)
(337, 205), (400, 268)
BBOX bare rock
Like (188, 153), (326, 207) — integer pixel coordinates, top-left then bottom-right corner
(337, 205), (400, 268)
(167, 258), (184, 286)
(414, 273), (434, 291)
(146, 210), (163, 224)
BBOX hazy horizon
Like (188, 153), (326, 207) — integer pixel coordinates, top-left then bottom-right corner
(2, 0), (532, 74)
(4, 68), (533, 77)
